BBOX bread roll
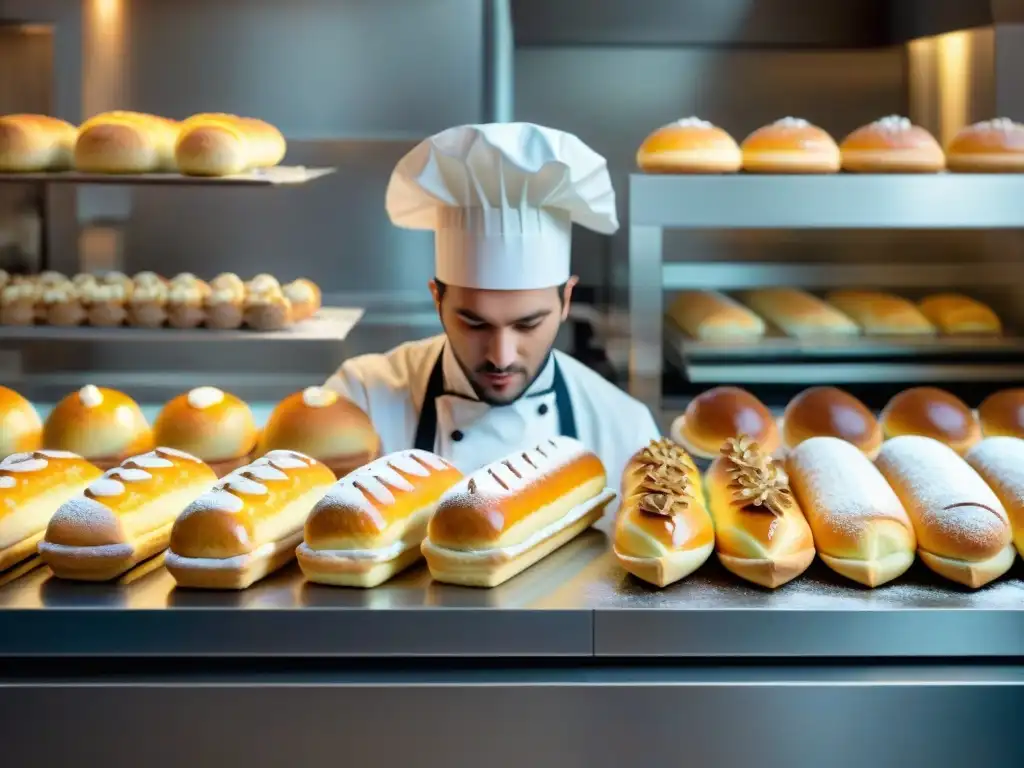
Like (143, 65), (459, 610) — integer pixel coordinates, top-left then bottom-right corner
(782, 386), (882, 458)
(825, 290), (935, 336)
(917, 293), (1001, 336)
(423, 437), (614, 587)
(740, 117), (840, 174)
(876, 436), (1014, 587)
(204, 272), (246, 330)
(636, 117), (741, 173)
(243, 273), (293, 330)
(839, 116), (945, 173)
(0, 279), (40, 325)
(0, 450), (101, 572)
(126, 271), (168, 328)
(946, 118), (1024, 173)
(0, 114), (76, 172)
(258, 387), (380, 476)
(42, 385), (153, 469)
(880, 387), (980, 454)
(175, 113), (286, 176)
(787, 437), (915, 586)
(165, 272), (209, 329)
(39, 448), (216, 581)
(153, 387), (259, 476)
(298, 450), (463, 587)
(74, 111), (180, 173)
(0, 386), (42, 458)
(671, 386), (779, 460)
(613, 438), (714, 587)
(705, 436), (815, 588)
(978, 389), (1024, 438)
(283, 278), (321, 322)
(667, 290), (766, 341)
(737, 288), (859, 338)
(965, 437), (1024, 558)
(165, 450), (333, 589)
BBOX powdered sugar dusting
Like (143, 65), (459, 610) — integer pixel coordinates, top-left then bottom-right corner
(318, 450), (453, 512)
(673, 116), (713, 129)
(245, 463), (288, 482)
(46, 494), (115, 535)
(774, 117), (810, 128)
(966, 437), (1024, 510)
(968, 117), (1022, 133)
(185, 488), (245, 515)
(224, 473), (269, 496)
(446, 437), (587, 501)
(873, 115), (912, 132)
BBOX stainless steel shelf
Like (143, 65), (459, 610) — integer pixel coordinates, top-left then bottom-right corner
(0, 166), (335, 187)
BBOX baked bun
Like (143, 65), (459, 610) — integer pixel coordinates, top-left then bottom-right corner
(839, 116), (945, 173)
(153, 387), (258, 475)
(0, 114), (77, 172)
(298, 450), (463, 588)
(825, 290), (936, 336)
(782, 386), (882, 458)
(42, 385), (153, 468)
(613, 439), (715, 587)
(965, 437), (1024, 559)
(671, 386), (779, 460)
(787, 437), (915, 587)
(740, 117), (840, 174)
(918, 293), (1001, 335)
(667, 290), (766, 341)
(877, 436), (1014, 588)
(636, 117), (741, 174)
(175, 113), (286, 176)
(0, 386), (42, 457)
(258, 386), (380, 476)
(880, 387), (980, 454)
(74, 111), (180, 173)
(946, 118), (1024, 173)
(738, 288), (859, 338)
(978, 389), (1024, 438)
(705, 435), (816, 588)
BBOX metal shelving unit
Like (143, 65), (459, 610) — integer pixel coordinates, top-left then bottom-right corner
(0, 167), (335, 186)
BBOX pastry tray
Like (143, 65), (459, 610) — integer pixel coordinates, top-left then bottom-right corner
(0, 167), (335, 186)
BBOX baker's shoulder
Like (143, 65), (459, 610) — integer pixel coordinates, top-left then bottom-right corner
(334, 335), (443, 385)
(554, 352), (654, 420)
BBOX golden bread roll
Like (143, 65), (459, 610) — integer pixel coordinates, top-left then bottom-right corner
(0, 114), (77, 172)
(42, 385), (153, 468)
(204, 272), (246, 330)
(880, 387), (980, 455)
(126, 271), (168, 328)
(876, 436), (1014, 588)
(166, 450), (335, 589)
(613, 438), (714, 587)
(978, 388), (1024, 438)
(74, 111), (180, 173)
(0, 386), (43, 458)
(917, 293), (1001, 336)
(705, 435), (816, 588)
(671, 386), (779, 460)
(0, 279), (40, 326)
(39, 447), (216, 581)
(787, 437), (915, 587)
(839, 115), (945, 173)
(782, 386), (882, 458)
(965, 437), (1024, 558)
(0, 450), (101, 572)
(737, 288), (859, 338)
(283, 278), (321, 322)
(636, 117), (741, 173)
(258, 387), (380, 476)
(825, 290), (935, 336)
(667, 290), (766, 341)
(175, 113), (286, 176)
(243, 273), (293, 330)
(423, 436), (614, 587)
(740, 117), (841, 174)
(153, 387), (259, 475)
(40, 280), (87, 326)
(298, 449), (463, 588)
(946, 118), (1024, 172)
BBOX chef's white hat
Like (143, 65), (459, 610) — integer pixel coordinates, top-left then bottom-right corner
(385, 123), (618, 290)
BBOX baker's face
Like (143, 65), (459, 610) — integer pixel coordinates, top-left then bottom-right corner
(431, 279), (575, 406)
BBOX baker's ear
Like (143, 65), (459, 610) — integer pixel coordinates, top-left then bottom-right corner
(428, 280), (441, 311)
(560, 276), (579, 320)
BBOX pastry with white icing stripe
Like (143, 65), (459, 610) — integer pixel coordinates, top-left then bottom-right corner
(39, 447), (216, 581)
(153, 387), (259, 476)
(0, 450), (101, 572)
(965, 436), (1024, 560)
(166, 450), (335, 589)
(422, 436), (615, 588)
(876, 435), (1015, 588)
(298, 449), (463, 587)
(42, 385), (154, 469)
(787, 437), (915, 587)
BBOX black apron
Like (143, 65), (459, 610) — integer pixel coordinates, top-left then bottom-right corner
(413, 350), (577, 452)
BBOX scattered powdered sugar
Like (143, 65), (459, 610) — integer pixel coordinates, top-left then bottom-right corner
(0, 454), (48, 472)
(87, 477), (126, 497)
(38, 540), (133, 560)
(673, 116), (713, 129)
(187, 386), (225, 410)
(773, 117), (810, 128)
(872, 115), (912, 132)
(36, 449), (80, 460)
(302, 386), (338, 408)
(968, 117), (1022, 133)
(317, 450), (453, 512)
(153, 446), (202, 463)
(0, 476), (15, 489)
(129, 453), (175, 469)
(47, 494), (115, 533)
(109, 467), (152, 483)
(965, 437), (1024, 509)
(445, 437), (588, 501)
(262, 450), (313, 470)
(78, 384), (103, 408)
(182, 488), (246, 516)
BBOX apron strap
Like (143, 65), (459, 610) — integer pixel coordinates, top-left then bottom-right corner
(552, 359), (578, 440)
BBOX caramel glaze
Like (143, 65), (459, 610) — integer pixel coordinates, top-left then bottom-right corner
(683, 386), (778, 452)
(978, 389), (1024, 437)
(0, 452), (101, 523)
(783, 386), (881, 451)
(881, 386), (980, 449)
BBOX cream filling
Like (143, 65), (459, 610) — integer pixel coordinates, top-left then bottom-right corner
(297, 537), (410, 564)
(37, 540), (134, 560)
(165, 529), (303, 571)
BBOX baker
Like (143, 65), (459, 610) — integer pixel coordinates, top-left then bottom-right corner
(323, 122), (660, 480)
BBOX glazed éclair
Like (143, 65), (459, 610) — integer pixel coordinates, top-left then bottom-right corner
(0, 450), (101, 573)
(787, 437), (915, 587)
(876, 436), (1014, 588)
(298, 450), (463, 588)
(166, 450), (335, 590)
(879, 387), (980, 455)
(740, 117), (840, 174)
(671, 386), (779, 460)
(42, 385), (153, 469)
(423, 437), (615, 588)
(839, 116), (945, 173)
(965, 437), (1024, 559)
(636, 117), (741, 174)
(705, 436), (815, 588)
(781, 386), (882, 458)
(154, 387), (259, 476)
(613, 439), (714, 588)
(39, 448), (216, 581)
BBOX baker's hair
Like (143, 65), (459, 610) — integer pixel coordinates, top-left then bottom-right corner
(433, 278), (569, 307)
